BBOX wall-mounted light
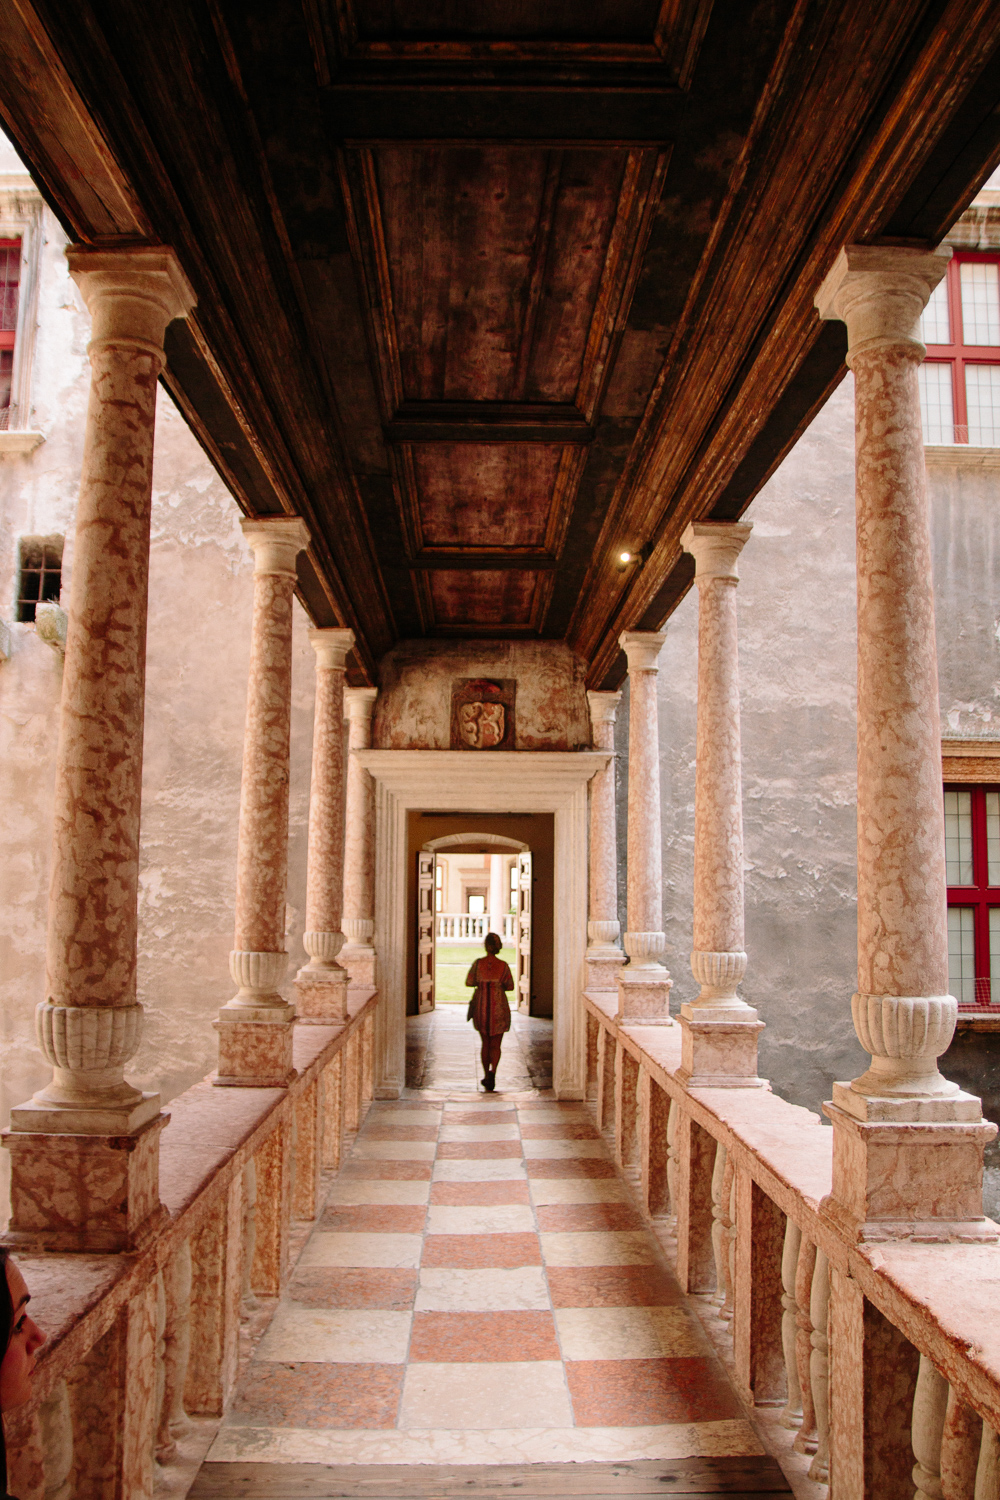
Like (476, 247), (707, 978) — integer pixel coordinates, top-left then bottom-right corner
(619, 550), (633, 564)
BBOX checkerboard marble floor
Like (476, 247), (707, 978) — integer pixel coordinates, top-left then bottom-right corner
(207, 1084), (764, 1467)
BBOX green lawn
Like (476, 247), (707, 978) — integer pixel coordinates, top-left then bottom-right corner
(434, 943), (516, 1005)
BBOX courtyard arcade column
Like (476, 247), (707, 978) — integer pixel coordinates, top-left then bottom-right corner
(678, 521), (763, 1087)
(340, 687), (378, 987)
(215, 515), (310, 1088)
(296, 627), (355, 1023)
(5, 246), (195, 1252)
(586, 690), (626, 991)
(816, 245), (996, 1241)
(617, 631), (672, 1022)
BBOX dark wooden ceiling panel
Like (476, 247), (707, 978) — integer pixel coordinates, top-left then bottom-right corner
(351, 1), (663, 43)
(410, 443), (561, 550)
(429, 568), (540, 629)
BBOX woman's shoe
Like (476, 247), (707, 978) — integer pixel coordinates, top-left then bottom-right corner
(484, 1071), (496, 1092)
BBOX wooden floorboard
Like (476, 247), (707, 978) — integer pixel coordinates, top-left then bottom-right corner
(189, 1456), (792, 1498)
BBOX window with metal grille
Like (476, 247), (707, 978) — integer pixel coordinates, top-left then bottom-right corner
(946, 784), (1000, 1009)
(0, 237), (20, 431)
(918, 253), (1000, 444)
(16, 535), (63, 623)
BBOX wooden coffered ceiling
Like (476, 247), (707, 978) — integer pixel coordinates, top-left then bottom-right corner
(1, 1), (1000, 685)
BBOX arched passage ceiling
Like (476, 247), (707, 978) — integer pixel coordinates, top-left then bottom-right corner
(2, 1), (1000, 687)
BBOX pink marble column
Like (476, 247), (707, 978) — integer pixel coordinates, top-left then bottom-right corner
(215, 515), (310, 1088)
(586, 690), (626, 990)
(295, 627), (355, 1023)
(678, 521), (764, 1087)
(617, 631), (672, 1022)
(339, 687), (378, 987)
(816, 245), (996, 1241)
(4, 246), (195, 1252)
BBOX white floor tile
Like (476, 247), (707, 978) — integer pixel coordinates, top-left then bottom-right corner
(529, 1179), (627, 1204)
(540, 1231), (656, 1266)
(415, 1267), (550, 1311)
(426, 1204), (535, 1236)
(433, 1159), (526, 1181)
(554, 1306), (705, 1360)
(351, 1140), (437, 1160)
(438, 1124), (521, 1142)
(256, 1308), (412, 1364)
(299, 1232), (423, 1268)
(521, 1140), (607, 1158)
(398, 1362), (572, 1430)
(327, 1180), (430, 1206)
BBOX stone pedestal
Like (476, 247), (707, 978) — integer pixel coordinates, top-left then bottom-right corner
(816, 245), (997, 1241)
(295, 627), (355, 1023)
(617, 633), (673, 1023)
(215, 517), (310, 1087)
(3, 246), (195, 1251)
(586, 691), (626, 991)
(340, 687), (378, 986)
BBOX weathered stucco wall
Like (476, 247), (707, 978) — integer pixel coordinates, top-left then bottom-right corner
(373, 639), (591, 750)
(0, 175), (314, 1219)
(617, 378), (864, 1117)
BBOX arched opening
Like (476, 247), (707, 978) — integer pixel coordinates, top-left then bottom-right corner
(419, 832), (528, 1010)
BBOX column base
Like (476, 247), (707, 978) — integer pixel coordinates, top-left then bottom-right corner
(617, 965), (673, 1024)
(820, 1090), (999, 1243)
(2, 1112), (168, 1253)
(294, 964), (349, 1023)
(339, 942), (376, 988)
(586, 948), (627, 991)
(213, 1007), (297, 1088)
(677, 1008), (766, 1088)
(8, 1088), (162, 1136)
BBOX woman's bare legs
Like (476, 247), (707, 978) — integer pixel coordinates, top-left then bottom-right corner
(480, 1034), (503, 1079)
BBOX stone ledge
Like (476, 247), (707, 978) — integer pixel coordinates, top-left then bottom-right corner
(924, 443), (1000, 469)
(0, 430), (44, 455)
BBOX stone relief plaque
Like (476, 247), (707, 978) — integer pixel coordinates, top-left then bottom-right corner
(450, 677), (516, 750)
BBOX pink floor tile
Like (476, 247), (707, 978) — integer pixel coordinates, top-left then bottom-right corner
(546, 1266), (686, 1308)
(409, 1311), (560, 1362)
(526, 1158), (617, 1178)
(430, 1180), (532, 1206)
(360, 1125), (440, 1141)
(421, 1233), (542, 1268)
(286, 1267), (418, 1310)
(566, 1356), (744, 1426)
(341, 1160), (434, 1180)
(437, 1141), (524, 1159)
(519, 1123), (601, 1140)
(319, 1204), (427, 1234)
(536, 1203), (646, 1233)
(226, 1362), (403, 1428)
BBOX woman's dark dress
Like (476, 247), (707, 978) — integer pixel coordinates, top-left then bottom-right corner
(465, 954), (514, 1036)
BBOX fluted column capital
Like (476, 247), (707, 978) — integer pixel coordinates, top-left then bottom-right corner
(618, 630), (665, 674)
(681, 521), (752, 584)
(815, 244), (951, 363)
(66, 243), (196, 355)
(308, 626), (355, 672)
(240, 515), (310, 577)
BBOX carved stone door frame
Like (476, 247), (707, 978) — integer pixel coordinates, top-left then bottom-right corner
(357, 749), (609, 1100)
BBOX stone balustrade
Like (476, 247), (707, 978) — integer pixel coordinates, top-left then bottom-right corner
(584, 990), (1000, 1500)
(4, 990), (377, 1500)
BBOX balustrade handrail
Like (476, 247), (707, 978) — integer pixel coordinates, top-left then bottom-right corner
(4, 987), (378, 1499)
(583, 987), (1000, 1496)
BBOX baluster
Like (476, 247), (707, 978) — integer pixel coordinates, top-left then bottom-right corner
(912, 1354), (949, 1500)
(977, 1422), (1000, 1500)
(780, 1216), (803, 1429)
(666, 1098), (678, 1215)
(38, 1379), (73, 1500)
(941, 1386), (982, 1499)
(807, 1248), (830, 1485)
(719, 1151), (735, 1320)
(153, 1271), (168, 1468)
(241, 1158), (258, 1308)
(792, 1235), (818, 1454)
(710, 1143), (728, 1308)
(157, 1241), (193, 1465)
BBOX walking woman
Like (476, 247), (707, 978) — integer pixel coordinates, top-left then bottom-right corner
(466, 932), (514, 1092)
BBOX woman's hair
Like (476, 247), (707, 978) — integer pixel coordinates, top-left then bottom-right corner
(0, 1245), (11, 1488)
(484, 932), (502, 954)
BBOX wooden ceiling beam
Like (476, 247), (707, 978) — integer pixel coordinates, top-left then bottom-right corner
(386, 403), (594, 445)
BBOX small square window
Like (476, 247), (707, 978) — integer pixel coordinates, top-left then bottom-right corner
(16, 535), (63, 623)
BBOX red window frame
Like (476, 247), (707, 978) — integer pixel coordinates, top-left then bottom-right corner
(946, 783), (1000, 1007)
(924, 251), (1000, 444)
(0, 237), (20, 428)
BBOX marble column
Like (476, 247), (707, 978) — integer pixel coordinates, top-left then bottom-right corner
(296, 627), (355, 1023)
(678, 521), (764, 1087)
(340, 687), (378, 987)
(617, 631), (672, 1022)
(215, 515), (310, 1088)
(816, 245), (996, 1241)
(586, 690), (626, 990)
(4, 246), (195, 1252)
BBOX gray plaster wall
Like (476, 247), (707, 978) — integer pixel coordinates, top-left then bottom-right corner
(0, 177), (314, 1219)
(616, 377), (865, 1116)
